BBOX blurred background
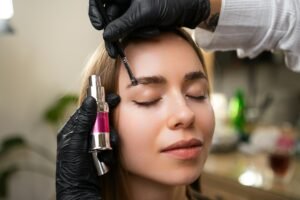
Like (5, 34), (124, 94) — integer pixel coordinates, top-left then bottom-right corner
(0, 0), (100, 199)
(202, 51), (300, 200)
(1, 0), (300, 200)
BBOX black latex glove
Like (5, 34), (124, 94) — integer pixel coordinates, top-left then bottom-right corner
(56, 93), (120, 200)
(88, 0), (210, 58)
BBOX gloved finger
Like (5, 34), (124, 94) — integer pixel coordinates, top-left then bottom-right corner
(106, 3), (127, 22)
(90, 0), (128, 30)
(130, 27), (161, 39)
(105, 41), (118, 58)
(104, 27), (160, 58)
(76, 96), (97, 131)
(104, 26), (160, 58)
(103, 4), (146, 41)
(57, 96), (97, 152)
(106, 93), (121, 109)
(98, 127), (119, 166)
(109, 127), (119, 149)
(89, 0), (104, 30)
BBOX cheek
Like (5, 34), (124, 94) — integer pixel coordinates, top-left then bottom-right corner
(193, 103), (215, 146)
(113, 102), (163, 169)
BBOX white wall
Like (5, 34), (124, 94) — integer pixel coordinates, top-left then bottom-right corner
(0, 0), (101, 199)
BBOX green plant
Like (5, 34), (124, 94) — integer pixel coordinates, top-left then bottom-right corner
(0, 94), (78, 199)
(44, 95), (78, 126)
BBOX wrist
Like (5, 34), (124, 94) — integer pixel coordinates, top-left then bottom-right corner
(198, 0), (221, 32)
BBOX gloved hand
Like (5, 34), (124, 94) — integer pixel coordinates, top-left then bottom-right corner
(88, 0), (210, 58)
(56, 93), (120, 200)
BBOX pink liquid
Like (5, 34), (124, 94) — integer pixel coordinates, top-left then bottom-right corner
(93, 112), (110, 133)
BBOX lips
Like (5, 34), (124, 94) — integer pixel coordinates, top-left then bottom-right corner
(161, 138), (203, 152)
(161, 138), (203, 160)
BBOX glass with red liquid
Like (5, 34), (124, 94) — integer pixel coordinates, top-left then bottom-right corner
(268, 133), (295, 181)
(269, 152), (291, 177)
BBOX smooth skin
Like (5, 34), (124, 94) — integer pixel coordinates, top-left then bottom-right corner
(113, 32), (215, 200)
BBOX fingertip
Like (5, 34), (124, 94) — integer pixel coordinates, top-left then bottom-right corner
(82, 96), (97, 114)
(91, 21), (103, 30)
(105, 41), (118, 58)
(103, 25), (113, 40)
(106, 93), (121, 109)
(89, 0), (104, 30)
(103, 23), (124, 41)
(108, 51), (118, 59)
(89, 11), (103, 30)
(110, 127), (120, 148)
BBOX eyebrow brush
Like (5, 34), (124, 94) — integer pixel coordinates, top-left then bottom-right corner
(96, 0), (138, 86)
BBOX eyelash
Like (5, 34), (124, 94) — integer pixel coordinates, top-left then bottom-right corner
(133, 98), (162, 107)
(187, 95), (208, 101)
(133, 95), (207, 108)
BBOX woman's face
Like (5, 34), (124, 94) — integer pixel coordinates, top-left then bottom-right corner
(114, 32), (215, 186)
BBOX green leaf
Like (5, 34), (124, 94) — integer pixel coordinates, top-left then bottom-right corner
(0, 166), (18, 197)
(43, 94), (78, 125)
(0, 136), (26, 158)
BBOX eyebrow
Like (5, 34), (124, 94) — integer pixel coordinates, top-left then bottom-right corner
(126, 70), (207, 88)
(184, 71), (208, 82)
(127, 75), (166, 88)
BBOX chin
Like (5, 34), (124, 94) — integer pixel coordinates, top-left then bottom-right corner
(160, 167), (202, 186)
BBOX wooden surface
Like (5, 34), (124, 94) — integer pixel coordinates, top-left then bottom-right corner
(202, 151), (300, 200)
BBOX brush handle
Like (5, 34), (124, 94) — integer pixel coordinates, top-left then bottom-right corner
(95, 0), (138, 85)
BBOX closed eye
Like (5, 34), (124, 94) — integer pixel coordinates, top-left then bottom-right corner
(133, 98), (161, 107)
(187, 95), (207, 101)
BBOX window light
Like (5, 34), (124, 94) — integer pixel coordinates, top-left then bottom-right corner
(0, 0), (14, 20)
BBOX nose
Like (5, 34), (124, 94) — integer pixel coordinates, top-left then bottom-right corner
(167, 97), (195, 130)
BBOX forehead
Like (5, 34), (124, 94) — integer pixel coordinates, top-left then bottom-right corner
(118, 32), (204, 86)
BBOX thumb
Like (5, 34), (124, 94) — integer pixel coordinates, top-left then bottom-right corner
(103, 4), (143, 41)
(56, 96), (97, 163)
(57, 96), (97, 147)
(75, 96), (98, 134)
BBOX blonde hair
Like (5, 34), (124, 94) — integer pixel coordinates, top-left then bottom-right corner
(79, 28), (209, 200)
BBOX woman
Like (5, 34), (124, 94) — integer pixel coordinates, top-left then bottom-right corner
(56, 28), (215, 200)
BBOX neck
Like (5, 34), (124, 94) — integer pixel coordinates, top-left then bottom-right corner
(126, 172), (188, 200)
